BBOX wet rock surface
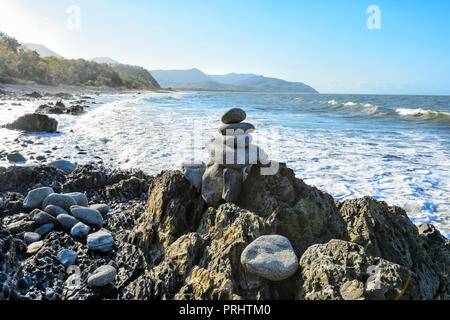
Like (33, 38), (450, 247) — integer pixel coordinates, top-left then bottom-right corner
(0, 160), (448, 300)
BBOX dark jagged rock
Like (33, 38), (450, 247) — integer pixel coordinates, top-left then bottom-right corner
(0, 162), (448, 300)
(7, 152), (27, 163)
(61, 165), (149, 200)
(417, 224), (450, 299)
(222, 167), (242, 203)
(129, 171), (205, 254)
(36, 104), (65, 115)
(0, 165), (66, 194)
(24, 91), (42, 99)
(65, 105), (85, 115)
(3, 113), (58, 133)
(337, 197), (443, 299)
(297, 239), (421, 300)
(241, 164), (348, 256)
(103, 177), (148, 201)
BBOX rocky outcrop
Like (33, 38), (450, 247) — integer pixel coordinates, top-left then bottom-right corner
(0, 162), (448, 300)
(241, 164), (348, 254)
(124, 163), (448, 300)
(297, 239), (421, 300)
(129, 171), (205, 254)
(337, 197), (445, 299)
(3, 113), (58, 133)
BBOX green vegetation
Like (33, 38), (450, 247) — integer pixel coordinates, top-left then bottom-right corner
(0, 32), (160, 89)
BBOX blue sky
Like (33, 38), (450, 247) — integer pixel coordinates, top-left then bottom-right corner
(1, 0), (449, 94)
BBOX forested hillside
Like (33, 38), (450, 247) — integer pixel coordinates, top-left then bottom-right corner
(0, 32), (160, 89)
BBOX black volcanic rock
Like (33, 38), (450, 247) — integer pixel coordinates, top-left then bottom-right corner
(3, 113), (58, 133)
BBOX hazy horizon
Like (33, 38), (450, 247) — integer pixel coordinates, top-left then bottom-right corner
(1, 0), (449, 95)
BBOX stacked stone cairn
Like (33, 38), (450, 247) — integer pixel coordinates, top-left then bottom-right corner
(183, 108), (270, 206)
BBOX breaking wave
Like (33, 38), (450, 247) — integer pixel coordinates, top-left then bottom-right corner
(326, 100), (450, 122)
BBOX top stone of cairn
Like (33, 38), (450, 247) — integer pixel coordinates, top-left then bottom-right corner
(221, 108), (246, 124)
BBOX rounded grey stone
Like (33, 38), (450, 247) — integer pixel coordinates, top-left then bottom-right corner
(219, 122), (255, 135)
(27, 240), (44, 254)
(87, 265), (117, 287)
(207, 142), (269, 167)
(87, 230), (114, 252)
(30, 209), (57, 226)
(44, 205), (68, 217)
(7, 152), (26, 163)
(70, 205), (103, 228)
(71, 222), (91, 238)
(221, 108), (246, 124)
(49, 160), (76, 174)
(23, 187), (54, 209)
(241, 235), (298, 281)
(34, 223), (54, 236)
(57, 249), (78, 267)
(42, 193), (77, 211)
(24, 232), (41, 244)
(90, 204), (110, 215)
(222, 134), (252, 148)
(56, 214), (80, 231)
(66, 192), (88, 207)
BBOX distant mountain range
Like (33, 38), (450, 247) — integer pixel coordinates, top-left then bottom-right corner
(150, 68), (318, 93)
(90, 57), (121, 65)
(22, 43), (64, 59)
(21, 43), (317, 93)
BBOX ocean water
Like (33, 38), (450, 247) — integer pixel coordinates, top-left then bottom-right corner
(1, 91), (449, 237)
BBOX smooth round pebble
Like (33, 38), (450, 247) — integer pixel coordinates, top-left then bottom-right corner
(49, 160), (76, 174)
(56, 214), (80, 231)
(87, 230), (114, 252)
(42, 193), (77, 211)
(44, 205), (68, 217)
(30, 209), (57, 226)
(26, 240), (44, 254)
(219, 122), (255, 135)
(57, 249), (78, 267)
(87, 265), (117, 287)
(71, 222), (91, 238)
(222, 134), (252, 148)
(221, 108), (246, 124)
(34, 223), (54, 236)
(207, 142), (269, 167)
(66, 192), (88, 207)
(240, 235), (298, 281)
(23, 187), (54, 209)
(70, 205), (103, 228)
(24, 232), (41, 244)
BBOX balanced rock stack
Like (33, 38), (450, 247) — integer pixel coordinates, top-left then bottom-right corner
(201, 108), (269, 206)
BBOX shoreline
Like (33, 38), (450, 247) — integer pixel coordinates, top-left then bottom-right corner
(0, 83), (173, 99)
